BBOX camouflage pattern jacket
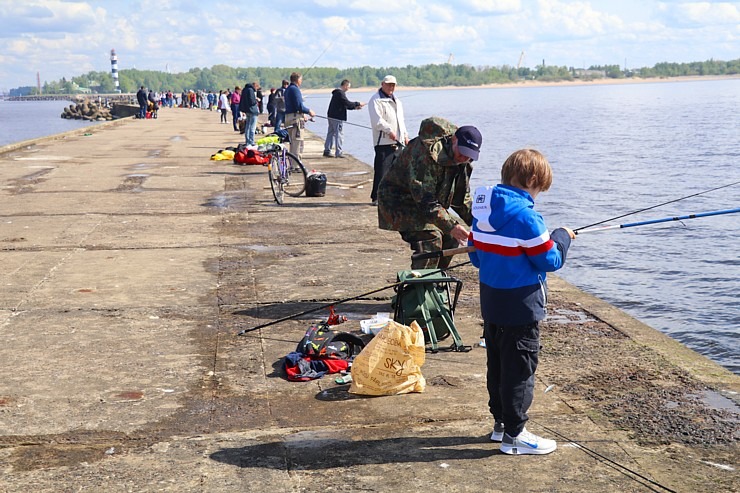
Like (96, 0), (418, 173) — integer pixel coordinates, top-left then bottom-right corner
(377, 131), (473, 233)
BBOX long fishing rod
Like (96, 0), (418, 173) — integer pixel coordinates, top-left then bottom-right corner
(575, 207), (740, 234)
(236, 260), (471, 336)
(411, 206), (740, 261)
(573, 179), (740, 232)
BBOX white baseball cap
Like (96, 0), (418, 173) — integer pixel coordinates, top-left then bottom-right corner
(382, 75), (397, 84)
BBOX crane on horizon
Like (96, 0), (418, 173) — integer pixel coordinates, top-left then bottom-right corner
(517, 50), (526, 69)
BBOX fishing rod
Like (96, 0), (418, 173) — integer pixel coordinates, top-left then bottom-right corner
(575, 207), (740, 234)
(236, 260), (471, 336)
(411, 206), (740, 261)
(573, 179), (740, 233)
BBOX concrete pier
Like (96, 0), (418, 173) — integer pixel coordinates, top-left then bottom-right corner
(0, 107), (737, 492)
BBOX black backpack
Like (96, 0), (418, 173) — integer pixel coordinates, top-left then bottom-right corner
(296, 323), (365, 360)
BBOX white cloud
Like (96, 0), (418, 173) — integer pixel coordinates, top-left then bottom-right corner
(658, 2), (740, 26)
(464, 0), (521, 14)
(0, 0), (738, 90)
(537, 0), (625, 37)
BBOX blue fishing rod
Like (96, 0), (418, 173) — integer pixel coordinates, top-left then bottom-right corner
(574, 207), (740, 234)
(573, 179), (740, 232)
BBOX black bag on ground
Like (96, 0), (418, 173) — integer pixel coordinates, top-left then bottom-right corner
(306, 172), (327, 197)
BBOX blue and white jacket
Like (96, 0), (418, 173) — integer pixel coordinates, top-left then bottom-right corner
(468, 184), (571, 326)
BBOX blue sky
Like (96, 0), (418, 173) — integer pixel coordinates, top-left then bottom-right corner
(0, 0), (738, 90)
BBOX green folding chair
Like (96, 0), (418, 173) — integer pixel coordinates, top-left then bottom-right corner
(393, 269), (468, 352)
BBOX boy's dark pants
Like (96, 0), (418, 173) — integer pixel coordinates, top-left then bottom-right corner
(484, 321), (540, 437)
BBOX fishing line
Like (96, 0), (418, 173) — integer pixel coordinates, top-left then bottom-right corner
(302, 24), (348, 78)
(531, 420), (678, 493)
(313, 114), (373, 130)
(573, 179), (740, 232)
(236, 260), (471, 335)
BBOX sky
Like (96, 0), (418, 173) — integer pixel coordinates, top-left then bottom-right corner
(0, 0), (738, 91)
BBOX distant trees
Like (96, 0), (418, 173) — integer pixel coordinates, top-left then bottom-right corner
(17, 58), (739, 95)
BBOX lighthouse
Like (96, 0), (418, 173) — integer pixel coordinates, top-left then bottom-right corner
(110, 49), (120, 93)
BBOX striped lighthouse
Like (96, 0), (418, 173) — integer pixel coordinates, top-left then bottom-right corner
(110, 49), (120, 93)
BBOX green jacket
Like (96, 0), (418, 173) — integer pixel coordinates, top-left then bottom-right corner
(377, 133), (473, 233)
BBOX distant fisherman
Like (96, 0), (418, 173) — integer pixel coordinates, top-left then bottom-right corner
(284, 72), (316, 160)
(368, 75), (408, 206)
(323, 79), (365, 158)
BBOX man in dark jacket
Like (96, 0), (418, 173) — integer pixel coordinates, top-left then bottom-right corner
(239, 81), (260, 146)
(136, 86), (147, 119)
(323, 79), (365, 158)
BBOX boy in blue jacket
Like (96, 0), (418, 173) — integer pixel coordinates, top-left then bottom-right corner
(469, 149), (575, 455)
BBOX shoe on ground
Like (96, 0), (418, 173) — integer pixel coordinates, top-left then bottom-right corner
(323, 152), (332, 157)
(490, 421), (505, 442)
(500, 427), (556, 455)
(371, 200), (378, 206)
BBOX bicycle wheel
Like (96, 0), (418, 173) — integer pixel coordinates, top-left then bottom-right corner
(282, 151), (308, 197)
(267, 154), (284, 204)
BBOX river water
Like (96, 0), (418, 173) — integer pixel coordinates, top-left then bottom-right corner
(2, 81), (738, 373)
(305, 79), (740, 374)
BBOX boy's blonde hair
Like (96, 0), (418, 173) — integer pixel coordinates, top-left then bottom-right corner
(501, 149), (553, 192)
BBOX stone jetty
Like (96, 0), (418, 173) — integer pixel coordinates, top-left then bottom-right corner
(0, 107), (737, 492)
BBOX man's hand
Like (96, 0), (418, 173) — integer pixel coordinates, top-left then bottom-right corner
(388, 131), (397, 142)
(450, 224), (469, 244)
(563, 227), (575, 239)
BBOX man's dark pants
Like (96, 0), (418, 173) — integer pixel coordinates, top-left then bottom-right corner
(371, 144), (396, 202)
(400, 229), (459, 270)
(483, 321), (540, 438)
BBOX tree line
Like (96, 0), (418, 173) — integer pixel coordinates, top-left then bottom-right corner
(9, 58), (739, 96)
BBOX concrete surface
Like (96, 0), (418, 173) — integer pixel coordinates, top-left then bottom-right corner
(0, 106), (737, 492)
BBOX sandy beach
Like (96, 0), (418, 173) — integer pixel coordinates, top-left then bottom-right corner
(302, 73), (740, 94)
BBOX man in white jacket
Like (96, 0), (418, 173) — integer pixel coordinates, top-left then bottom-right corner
(368, 75), (409, 206)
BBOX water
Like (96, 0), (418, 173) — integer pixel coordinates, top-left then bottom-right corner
(0, 100), (102, 146)
(305, 79), (740, 374)
(2, 81), (738, 373)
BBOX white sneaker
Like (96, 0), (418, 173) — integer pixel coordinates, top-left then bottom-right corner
(500, 427), (557, 455)
(490, 421), (505, 442)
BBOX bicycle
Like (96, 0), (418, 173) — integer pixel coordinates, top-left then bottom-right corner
(260, 128), (307, 204)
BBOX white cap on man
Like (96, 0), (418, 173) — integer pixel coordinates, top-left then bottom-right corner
(382, 75), (397, 84)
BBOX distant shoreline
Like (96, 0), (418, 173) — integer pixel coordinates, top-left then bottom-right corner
(302, 74), (740, 94)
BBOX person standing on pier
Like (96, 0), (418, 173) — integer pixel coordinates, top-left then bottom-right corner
(239, 81), (260, 146)
(230, 86), (241, 132)
(284, 72), (315, 159)
(274, 79), (289, 130)
(136, 86), (147, 119)
(468, 149), (575, 456)
(323, 79), (365, 158)
(368, 75), (408, 205)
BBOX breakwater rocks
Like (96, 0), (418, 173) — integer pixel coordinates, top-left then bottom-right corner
(61, 100), (114, 121)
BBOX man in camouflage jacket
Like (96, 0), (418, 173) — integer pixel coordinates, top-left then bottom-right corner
(378, 117), (483, 269)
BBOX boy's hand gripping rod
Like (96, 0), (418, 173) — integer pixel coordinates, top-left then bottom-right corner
(412, 207), (740, 261)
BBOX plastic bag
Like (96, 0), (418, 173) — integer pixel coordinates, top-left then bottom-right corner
(349, 320), (426, 395)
